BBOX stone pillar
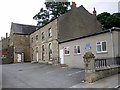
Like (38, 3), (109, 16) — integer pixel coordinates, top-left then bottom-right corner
(83, 52), (96, 83)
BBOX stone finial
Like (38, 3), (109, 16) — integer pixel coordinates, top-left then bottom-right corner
(83, 52), (95, 60)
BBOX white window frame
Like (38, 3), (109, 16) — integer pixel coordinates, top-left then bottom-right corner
(64, 47), (70, 55)
(74, 45), (81, 54)
(48, 28), (52, 37)
(96, 41), (107, 53)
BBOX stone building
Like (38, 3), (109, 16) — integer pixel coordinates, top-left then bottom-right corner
(30, 3), (102, 65)
(0, 33), (13, 64)
(10, 22), (36, 63)
(1, 2), (104, 66)
(30, 19), (58, 64)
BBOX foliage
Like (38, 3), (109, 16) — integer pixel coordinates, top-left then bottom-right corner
(33, 8), (49, 26)
(33, 0), (70, 26)
(97, 12), (120, 29)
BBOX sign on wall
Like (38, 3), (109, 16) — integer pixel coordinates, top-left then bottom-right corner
(85, 42), (91, 51)
(15, 48), (23, 53)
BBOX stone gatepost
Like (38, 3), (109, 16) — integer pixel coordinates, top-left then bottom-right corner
(83, 52), (96, 83)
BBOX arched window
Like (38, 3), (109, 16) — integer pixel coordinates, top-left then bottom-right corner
(42, 45), (45, 61)
(32, 48), (34, 61)
(48, 28), (52, 37)
(49, 43), (52, 61)
(42, 32), (44, 41)
(36, 47), (38, 52)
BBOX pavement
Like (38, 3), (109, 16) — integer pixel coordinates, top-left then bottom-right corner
(71, 73), (120, 88)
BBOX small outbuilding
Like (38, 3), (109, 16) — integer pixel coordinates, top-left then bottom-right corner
(59, 27), (120, 68)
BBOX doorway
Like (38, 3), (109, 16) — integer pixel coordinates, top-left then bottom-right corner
(60, 49), (64, 64)
(17, 54), (22, 62)
(36, 53), (39, 62)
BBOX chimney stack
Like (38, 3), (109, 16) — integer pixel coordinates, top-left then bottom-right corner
(1, 37), (3, 40)
(6, 33), (8, 38)
(71, 1), (76, 9)
(93, 7), (97, 16)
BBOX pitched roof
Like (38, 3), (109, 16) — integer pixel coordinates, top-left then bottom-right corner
(59, 27), (120, 44)
(11, 23), (37, 35)
(58, 5), (102, 42)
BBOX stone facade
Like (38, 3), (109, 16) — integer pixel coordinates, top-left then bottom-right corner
(30, 19), (59, 64)
(9, 23), (36, 63)
(12, 34), (30, 63)
(0, 34), (14, 64)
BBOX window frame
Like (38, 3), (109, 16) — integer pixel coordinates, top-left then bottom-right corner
(42, 32), (44, 41)
(48, 28), (52, 38)
(42, 44), (45, 61)
(36, 47), (38, 52)
(74, 45), (81, 54)
(96, 41), (107, 53)
(64, 47), (70, 55)
(48, 43), (52, 61)
(31, 37), (34, 43)
(36, 35), (38, 41)
(31, 48), (34, 61)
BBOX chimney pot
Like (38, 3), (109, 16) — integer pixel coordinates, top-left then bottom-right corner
(71, 1), (76, 9)
(93, 7), (97, 16)
(6, 33), (8, 38)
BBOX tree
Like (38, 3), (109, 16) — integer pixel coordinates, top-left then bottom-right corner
(33, 8), (49, 26)
(45, 1), (70, 19)
(97, 12), (120, 29)
(33, 0), (70, 26)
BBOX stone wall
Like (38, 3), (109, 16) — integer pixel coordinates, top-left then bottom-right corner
(14, 34), (30, 62)
(30, 19), (59, 65)
(83, 52), (120, 83)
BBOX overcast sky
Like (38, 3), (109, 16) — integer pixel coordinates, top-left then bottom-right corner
(0, 0), (119, 38)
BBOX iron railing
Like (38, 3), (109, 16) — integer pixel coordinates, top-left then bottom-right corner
(95, 57), (120, 68)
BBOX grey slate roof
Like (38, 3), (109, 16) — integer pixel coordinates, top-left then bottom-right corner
(58, 5), (102, 43)
(11, 23), (37, 35)
(59, 27), (120, 44)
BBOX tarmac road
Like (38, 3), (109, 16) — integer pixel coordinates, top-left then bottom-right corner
(2, 63), (84, 88)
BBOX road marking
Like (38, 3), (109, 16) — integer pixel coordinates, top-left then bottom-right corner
(114, 85), (120, 88)
(68, 70), (84, 76)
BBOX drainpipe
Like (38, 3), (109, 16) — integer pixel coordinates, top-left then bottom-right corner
(13, 46), (15, 63)
(109, 28), (115, 64)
